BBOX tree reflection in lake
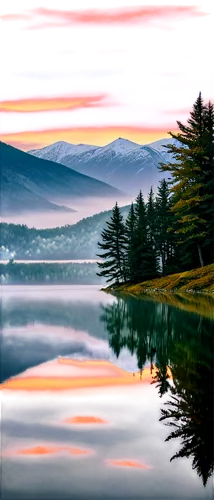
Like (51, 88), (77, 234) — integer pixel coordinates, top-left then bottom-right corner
(100, 295), (214, 487)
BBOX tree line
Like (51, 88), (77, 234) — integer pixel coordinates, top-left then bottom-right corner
(97, 93), (214, 284)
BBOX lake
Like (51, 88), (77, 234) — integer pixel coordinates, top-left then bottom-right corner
(0, 260), (101, 264)
(1, 285), (213, 499)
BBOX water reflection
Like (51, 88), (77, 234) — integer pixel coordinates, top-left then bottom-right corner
(1, 287), (214, 498)
(100, 295), (214, 487)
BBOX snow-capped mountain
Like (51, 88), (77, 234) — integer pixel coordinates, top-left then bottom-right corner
(147, 137), (176, 152)
(98, 137), (140, 154)
(29, 137), (177, 195)
(29, 140), (97, 163)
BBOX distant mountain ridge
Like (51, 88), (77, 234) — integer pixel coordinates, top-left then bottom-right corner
(29, 140), (97, 162)
(0, 141), (123, 216)
(29, 137), (177, 194)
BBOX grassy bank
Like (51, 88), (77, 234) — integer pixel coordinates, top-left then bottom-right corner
(105, 264), (214, 294)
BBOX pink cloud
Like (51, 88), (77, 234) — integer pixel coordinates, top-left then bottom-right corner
(1, 6), (208, 29)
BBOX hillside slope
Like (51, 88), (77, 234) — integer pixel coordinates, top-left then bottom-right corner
(0, 141), (123, 215)
(1, 176), (74, 214)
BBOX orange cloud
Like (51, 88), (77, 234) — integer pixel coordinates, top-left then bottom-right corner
(107, 459), (152, 469)
(6, 445), (92, 457)
(0, 95), (108, 113)
(51, 413), (114, 427)
(1, 125), (178, 151)
(0, 86), (214, 151)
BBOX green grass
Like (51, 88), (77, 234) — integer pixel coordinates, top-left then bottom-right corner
(106, 264), (214, 294)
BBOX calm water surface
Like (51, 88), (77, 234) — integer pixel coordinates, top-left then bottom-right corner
(1, 285), (213, 499)
(0, 259), (101, 264)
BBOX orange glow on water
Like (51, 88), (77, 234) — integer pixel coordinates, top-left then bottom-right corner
(6, 445), (92, 457)
(107, 459), (151, 469)
(51, 413), (114, 427)
(0, 358), (155, 405)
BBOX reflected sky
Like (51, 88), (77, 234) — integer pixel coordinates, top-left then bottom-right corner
(2, 373), (209, 499)
(1, 285), (213, 499)
(2, 357), (152, 391)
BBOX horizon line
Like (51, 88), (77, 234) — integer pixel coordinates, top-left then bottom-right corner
(1, 134), (174, 152)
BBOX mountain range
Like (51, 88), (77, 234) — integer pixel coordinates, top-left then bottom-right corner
(29, 137), (177, 194)
(0, 141), (122, 216)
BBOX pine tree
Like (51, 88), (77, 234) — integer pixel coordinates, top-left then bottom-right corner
(147, 187), (156, 242)
(125, 202), (136, 282)
(133, 190), (158, 282)
(166, 199), (183, 275)
(200, 101), (214, 264)
(96, 202), (127, 285)
(155, 179), (176, 274)
(134, 190), (147, 282)
(146, 187), (159, 277)
(159, 93), (214, 268)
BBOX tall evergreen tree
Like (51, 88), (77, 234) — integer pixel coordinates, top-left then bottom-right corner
(147, 187), (156, 243)
(125, 202), (136, 282)
(146, 187), (159, 277)
(159, 93), (214, 268)
(155, 179), (178, 274)
(134, 190), (148, 282)
(200, 101), (214, 264)
(166, 200), (182, 274)
(134, 190), (158, 281)
(97, 202), (127, 285)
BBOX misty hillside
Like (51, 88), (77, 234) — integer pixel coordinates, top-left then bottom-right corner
(0, 206), (130, 260)
(1, 177), (75, 215)
(0, 141), (123, 216)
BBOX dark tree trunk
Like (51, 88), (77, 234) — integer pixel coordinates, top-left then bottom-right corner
(197, 244), (204, 267)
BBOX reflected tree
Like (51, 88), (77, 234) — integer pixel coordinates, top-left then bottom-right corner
(151, 362), (171, 397)
(100, 299), (127, 357)
(101, 295), (214, 486)
(160, 317), (214, 487)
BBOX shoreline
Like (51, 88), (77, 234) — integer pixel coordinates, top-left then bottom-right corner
(103, 264), (214, 294)
(102, 265), (214, 318)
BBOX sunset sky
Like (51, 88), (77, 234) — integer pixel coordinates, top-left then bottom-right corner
(0, 80), (212, 151)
